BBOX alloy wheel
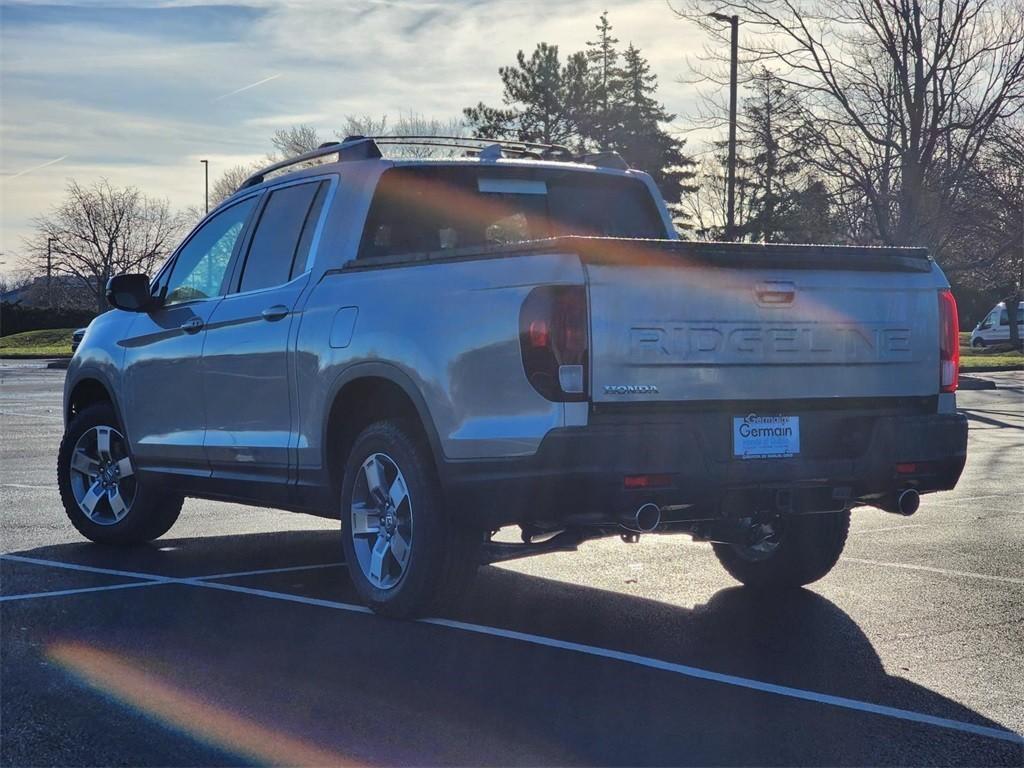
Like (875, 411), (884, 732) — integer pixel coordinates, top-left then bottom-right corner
(68, 425), (137, 525)
(349, 452), (414, 589)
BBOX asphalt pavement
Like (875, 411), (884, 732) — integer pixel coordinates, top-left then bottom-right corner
(2, 362), (1022, 766)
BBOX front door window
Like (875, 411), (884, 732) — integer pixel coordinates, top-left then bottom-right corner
(164, 197), (258, 305)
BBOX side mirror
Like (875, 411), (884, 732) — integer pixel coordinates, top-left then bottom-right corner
(106, 274), (158, 312)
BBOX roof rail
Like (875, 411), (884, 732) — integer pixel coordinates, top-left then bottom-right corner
(236, 135), (629, 193)
(238, 137), (382, 191)
(361, 135), (575, 161)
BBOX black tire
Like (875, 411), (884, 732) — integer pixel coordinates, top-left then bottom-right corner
(971, 338), (986, 349)
(712, 510), (850, 590)
(58, 402), (183, 545)
(340, 419), (478, 618)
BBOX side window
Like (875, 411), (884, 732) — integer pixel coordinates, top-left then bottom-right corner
(165, 197), (258, 305)
(999, 309), (1009, 326)
(236, 180), (326, 293)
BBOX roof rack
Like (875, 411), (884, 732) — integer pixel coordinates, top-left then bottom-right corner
(362, 135), (575, 161)
(238, 137), (381, 190)
(236, 135), (628, 192)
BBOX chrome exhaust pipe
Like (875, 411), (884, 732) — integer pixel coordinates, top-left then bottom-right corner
(874, 488), (920, 516)
(621, 503), (661, 533)
(896, 488), (920, 516)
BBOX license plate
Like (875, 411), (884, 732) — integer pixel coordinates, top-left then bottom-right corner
(733, 415), (800, 459)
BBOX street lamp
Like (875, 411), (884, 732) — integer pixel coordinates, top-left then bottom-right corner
(709, 12), (739, 241)
(200, 159), (209, 214)
(47, 237), (58, 308)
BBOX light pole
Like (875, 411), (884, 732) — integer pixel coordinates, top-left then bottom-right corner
(200, 159), (209, 214)
(47, 237), (57, 308)
(709, 12), (739, 241)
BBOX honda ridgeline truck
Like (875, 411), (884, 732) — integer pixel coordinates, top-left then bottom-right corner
(60, 136), (968, 616)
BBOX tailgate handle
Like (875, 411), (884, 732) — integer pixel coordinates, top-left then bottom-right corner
(755, 282), (796, 306)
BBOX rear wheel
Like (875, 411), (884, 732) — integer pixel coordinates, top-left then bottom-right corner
(58, 402), (183, 544)
(340, 420), (478, 618)
(712, 510), (850, 589)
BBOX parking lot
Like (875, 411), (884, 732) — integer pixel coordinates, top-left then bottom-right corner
(2, 362), (1022, 766)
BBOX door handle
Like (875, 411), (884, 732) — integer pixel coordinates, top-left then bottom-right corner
(180, 317), (204, 334)
(261, 305), (289, 322)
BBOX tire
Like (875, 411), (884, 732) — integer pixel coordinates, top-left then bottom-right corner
(971, 338), (986, 349)
(58, 402), (183, 545)
(340, 419), (478, 618)
(712, 510), (850, 590)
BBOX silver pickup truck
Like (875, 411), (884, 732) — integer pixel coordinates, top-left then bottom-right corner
(60, 136), (967, 617)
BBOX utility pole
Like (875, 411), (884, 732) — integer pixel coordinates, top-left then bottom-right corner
(200, 159), (209, 214)
(46, 237), (57, 308)
(709, 12), (739, 241)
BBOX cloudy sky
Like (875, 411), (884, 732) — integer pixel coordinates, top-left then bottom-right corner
(0, 0), (705, 276)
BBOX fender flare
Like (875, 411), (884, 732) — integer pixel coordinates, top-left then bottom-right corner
(65, 367), (127, 437)
(321, 361), (446, 470)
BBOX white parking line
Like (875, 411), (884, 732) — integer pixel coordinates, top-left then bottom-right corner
(1, 484), (58, 490)
(0, 581), (162, 602)
(851, 524), (926, 536)
(845, 557), (1024, 585)
(192, 563), (344, 581)
(0, 555), (344, 602)
(4, 553), (1022, 745)
(2, 554), (170, 581)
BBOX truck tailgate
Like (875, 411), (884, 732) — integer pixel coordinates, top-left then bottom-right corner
(582, 240), (942, 403)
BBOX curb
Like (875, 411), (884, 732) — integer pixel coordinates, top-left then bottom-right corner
(958, 374), (997, 390)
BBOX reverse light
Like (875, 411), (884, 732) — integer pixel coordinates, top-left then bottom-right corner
(519, 285), (589, 401)
(938, 289), (960, 393)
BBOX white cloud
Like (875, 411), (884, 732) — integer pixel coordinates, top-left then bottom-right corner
(1, 0), (707, 276)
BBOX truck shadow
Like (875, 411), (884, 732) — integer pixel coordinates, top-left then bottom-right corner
(4, 529), (1022, 766)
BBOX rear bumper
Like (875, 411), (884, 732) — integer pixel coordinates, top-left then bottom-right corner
(442, 408), (968, 529)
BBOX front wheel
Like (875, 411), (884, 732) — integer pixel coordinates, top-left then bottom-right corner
(340, 420), (478, 618)
(971, 337), (986, 349)
(57, 402), (183, 545)
(712, 510), (850, 590)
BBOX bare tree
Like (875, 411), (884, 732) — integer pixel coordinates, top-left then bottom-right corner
(676, 0), (1024, 251)
(26, 180), (181, 313)
(204, 115), (466, 213)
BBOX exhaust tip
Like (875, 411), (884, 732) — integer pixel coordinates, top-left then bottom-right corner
(626, 503), (661, 533)
(897, 488), (920, 516)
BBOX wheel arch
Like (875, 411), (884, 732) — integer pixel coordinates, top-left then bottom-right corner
(322, 363), (445, 498)
(66, 374), (124, 429)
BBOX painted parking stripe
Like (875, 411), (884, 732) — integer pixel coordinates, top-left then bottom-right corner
(192, 563), (344, 581)
(0, 556), (344, 601)
(5, 553), (1022, 745)
(0, 581), (163, 602)
(185, 577), (1023, 745)
(1, 554), (170, 582)
(845, 557), (1024, 585)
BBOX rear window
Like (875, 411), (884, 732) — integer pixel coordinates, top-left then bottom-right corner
(358, 166), (665, 259)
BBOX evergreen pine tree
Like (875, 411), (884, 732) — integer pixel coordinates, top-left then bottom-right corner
(463, 43), (588, 148)
(611, 44), (697, 225)
(583, 11), (620, 147)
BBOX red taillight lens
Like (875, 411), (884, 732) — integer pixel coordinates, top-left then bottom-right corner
(938, 289), (960, 393)
(624, 474), (674, 489)
(519, 285), (588, 401)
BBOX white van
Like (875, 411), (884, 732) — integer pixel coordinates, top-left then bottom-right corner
(970, 301), (1024, 348)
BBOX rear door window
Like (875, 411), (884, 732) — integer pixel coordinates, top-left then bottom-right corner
(236, 180), (326, 293)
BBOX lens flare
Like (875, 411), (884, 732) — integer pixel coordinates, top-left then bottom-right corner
(47, 641), (361, 767)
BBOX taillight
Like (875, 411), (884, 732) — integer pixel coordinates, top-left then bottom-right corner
(519, 285), (588, 401)
(938, 289), (959, 393)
